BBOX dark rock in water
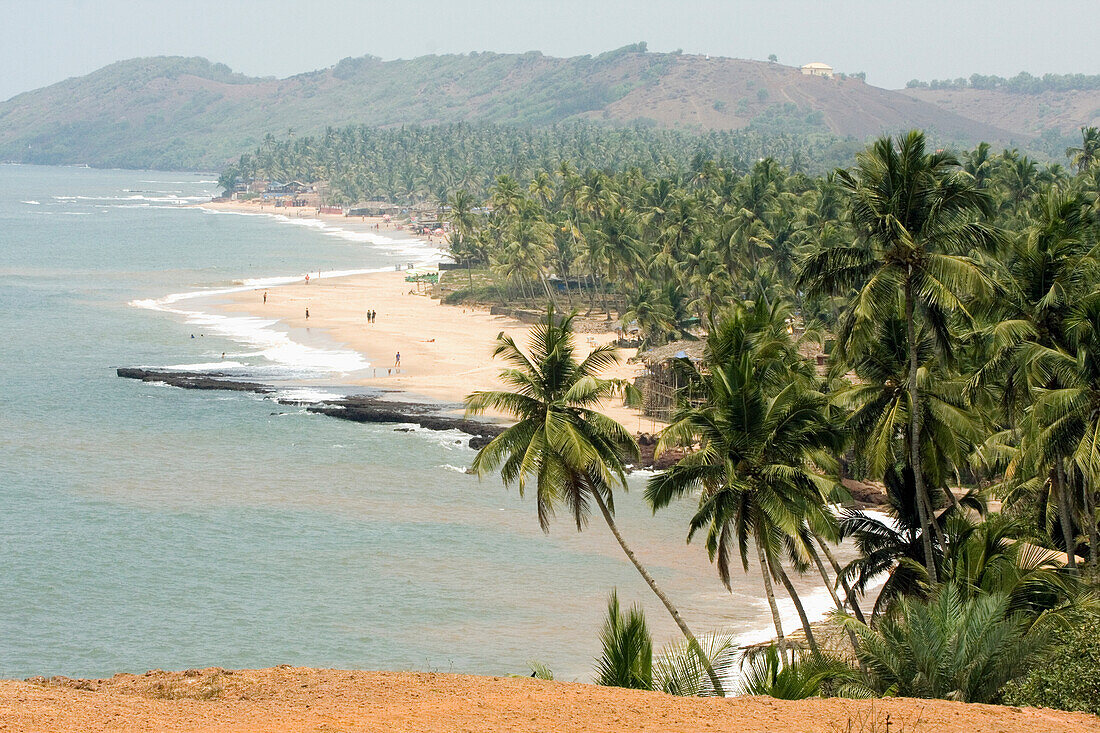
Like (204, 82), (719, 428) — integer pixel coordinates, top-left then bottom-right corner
(115, 367), (504, 447)
(468, 435), (495, 450)
(116, 368), (274, 393)
(308, 397), (504, 446)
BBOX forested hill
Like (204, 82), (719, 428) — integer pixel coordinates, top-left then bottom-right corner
(0, 47), (1024, 170)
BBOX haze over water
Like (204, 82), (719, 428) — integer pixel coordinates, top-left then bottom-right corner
(0, 164), (854, 682)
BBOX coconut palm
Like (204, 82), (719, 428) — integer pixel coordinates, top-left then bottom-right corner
(938, 513), (1090, 624)
(646, 299), (843, 658)
(465, 309), (725, 694)
(835, 314), (982, 525)
(1013, 292), (1100, 570)
(1066, 126), (1100, 174)
(800, 130), (1001, 582)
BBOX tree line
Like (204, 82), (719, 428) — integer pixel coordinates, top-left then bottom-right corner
(906, 71), (1100, 94)
(218, 122), (863, 205)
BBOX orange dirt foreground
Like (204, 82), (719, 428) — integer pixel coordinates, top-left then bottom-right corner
(0, 667), (1095, 732)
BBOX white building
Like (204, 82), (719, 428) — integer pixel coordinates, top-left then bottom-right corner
(800, 62), (834, 78)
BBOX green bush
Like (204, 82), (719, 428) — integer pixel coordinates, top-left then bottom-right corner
(1001, 613), (1100, 715)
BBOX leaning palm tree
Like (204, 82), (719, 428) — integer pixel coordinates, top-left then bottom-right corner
(465, 308), (725, 694)
(646, 298), (843, 659)
(800, 130), (1001, 582)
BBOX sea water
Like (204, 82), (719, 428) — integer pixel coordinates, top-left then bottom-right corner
(0, 165), (859, 683)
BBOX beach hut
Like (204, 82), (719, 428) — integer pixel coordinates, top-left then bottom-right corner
(634, 340), (706, 420)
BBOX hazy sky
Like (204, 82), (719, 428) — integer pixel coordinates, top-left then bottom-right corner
(3, 0), (1096, 102)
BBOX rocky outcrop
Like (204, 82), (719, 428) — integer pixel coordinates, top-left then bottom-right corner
(116, 368), (274, 393)
(307, 397), (503, 449)
(116, 368), (502, 448)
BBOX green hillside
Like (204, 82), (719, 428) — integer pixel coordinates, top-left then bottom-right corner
(0, 47), (1027, 171)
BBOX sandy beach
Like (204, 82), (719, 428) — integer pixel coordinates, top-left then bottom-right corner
(199, 201), (660, 432)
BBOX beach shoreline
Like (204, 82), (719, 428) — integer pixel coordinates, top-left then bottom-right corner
(194, 200), (660, 431)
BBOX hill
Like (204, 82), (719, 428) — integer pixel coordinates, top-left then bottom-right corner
(0, 48), (1025, 171)
(902, 87), (1100, 141)
(3, 666), (1096, 732)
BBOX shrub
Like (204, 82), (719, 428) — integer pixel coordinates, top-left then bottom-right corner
(1000, 613), (1100, 715)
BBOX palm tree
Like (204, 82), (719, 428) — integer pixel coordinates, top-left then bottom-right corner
(971, 185), (1097, 569)
(1014, 292), (1100, 570)
(447, 188), (481, 287)
(594, 590), (653, 690)
(937, 513), (1088, 623)
(1066, 126), (1100, 174)
(835, 315), (982, 524)
(465, 309), (725, 694)
(839, 469), (983, 618)
(646, 299), (843, 659)
(839, 582), (1054, 703)
(800, 130), (1001, 582)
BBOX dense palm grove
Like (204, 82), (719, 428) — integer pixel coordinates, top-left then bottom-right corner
(219, 122), (863, 204)
(460, 128), (1100, 709)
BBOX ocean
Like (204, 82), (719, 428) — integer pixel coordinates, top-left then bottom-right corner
(0, 164), (858, 683)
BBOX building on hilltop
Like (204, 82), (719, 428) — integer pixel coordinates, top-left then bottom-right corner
(800, 62), (834, 78)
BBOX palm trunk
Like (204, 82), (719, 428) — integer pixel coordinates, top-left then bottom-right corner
(590, 490), (725, 696)
(923, 486), (948, 550)
(1084, 478), (1098, 572)
(905, 276), (938, 583)
(816, 539), (866, 625)
(808, 543), (863, 658)
(538, 271), (558, 309)
(599, 274), (611, 319)
(1055, 460), (1077, 572)
(754, 534), (787, 664)
(775, 564), (819, 655)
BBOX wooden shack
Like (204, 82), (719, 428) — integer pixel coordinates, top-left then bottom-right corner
(634, 340), (705, 421)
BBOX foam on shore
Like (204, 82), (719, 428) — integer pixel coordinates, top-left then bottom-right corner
(131, 288), (375, 379)
(129, 211), (442, 381)
(200, 206), (448, 262)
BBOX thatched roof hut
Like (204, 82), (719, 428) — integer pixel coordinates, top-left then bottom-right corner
(634, 340), (705, 420)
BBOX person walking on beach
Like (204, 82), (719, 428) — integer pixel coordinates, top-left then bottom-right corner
(263, 290), (267, 304)
(371, 309), (376, 323)
(394, 351), (401, 368)
(305, 308), (310, 320)
(305, 274), (310, 285)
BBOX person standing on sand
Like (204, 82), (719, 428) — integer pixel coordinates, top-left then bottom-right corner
(305, 274), (310, 285)
(395, 352), (401, 367)
(263, 291), (267, 304)
(305, 308), (310, 320)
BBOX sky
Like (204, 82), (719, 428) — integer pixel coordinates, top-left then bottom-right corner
(3, 0), (1097, 102)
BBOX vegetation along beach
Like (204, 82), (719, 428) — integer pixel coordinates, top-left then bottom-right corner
(3, 2), (1100, 730)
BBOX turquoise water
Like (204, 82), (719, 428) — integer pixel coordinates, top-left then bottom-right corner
(0, 165), (845, 682)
